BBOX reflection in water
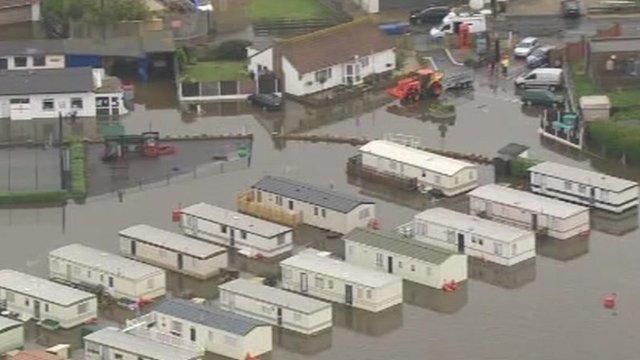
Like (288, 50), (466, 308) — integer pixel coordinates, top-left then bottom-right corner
(275, 328), (332, 356)
(228, 251), (283, 280)
(333, 304), (403, 337)
(348, 175), (432, 210)
(590, 208), (639, 236)
(99, 303), (137, 325)
(469, 257), (536, 289)
(24, 321), (85, 351)
(167, 271), (227, 300)
(293, 225), (345, 258)
(536, 235), (590, 262)
(403, 280), (468, 314)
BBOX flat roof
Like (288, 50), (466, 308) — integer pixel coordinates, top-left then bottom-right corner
(0, 39), (64, 55)
(0, 269), (95, 306)
(153, 298), (268, 336)
(49, 244), (164, 280)
(469, 184), (588, 219)
(497, 143), (529, 157)
(218, 279), (331, 314)
(359, 140), (476, 176)
(0, 68), (94, 96)
(280, 249), (401, 288)
(0, 315), (22, 332)
(83, 327), (201, 360)
(252, 176), (374, 213)
(415, 208), (533, 243)
(119, 225), (226, 259)
(529, 161), (637, 192)
(345, 227), (459, 264)
(181, 203), (292, 238)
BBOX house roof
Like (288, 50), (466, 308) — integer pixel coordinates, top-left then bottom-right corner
(278, 17), (395, 74)
(49, 244), (164, 280)
(529, 161), (637, 192)
(344, 227), (459, 264)
(7, 350), (61, 360)
(218, 279), (331, 314)
(83, 327), (201, 360)
(590, 37), (640, 53)
(0, 0), (37, 9)
(0, 68), (95, 95)
(0, 269), (95, 306)
(359, 140), (476, 176)
(252, 176), (374, 213)
(119, 224), (226, 259)
(497, 143), (529, 157)
(0, 315), (22, 332)
(0, 39), (64, 55)
(153, 298), (268, 336)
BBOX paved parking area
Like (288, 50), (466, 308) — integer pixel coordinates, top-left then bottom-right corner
(0, 147), (62, 192)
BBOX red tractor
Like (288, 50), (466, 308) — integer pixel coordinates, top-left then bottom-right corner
(386, 68), (444, 103)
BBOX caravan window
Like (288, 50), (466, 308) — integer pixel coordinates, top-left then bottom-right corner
(5, 291), (14, 303)
(77, 302), (89, 314)
(494, 243), (503, 255)
(564, 181), (572, 190)
(376, 253), (384, 267)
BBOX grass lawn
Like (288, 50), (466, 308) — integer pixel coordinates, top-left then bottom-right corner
(248, 0), (333, 21)
(182, 61), (247, 82)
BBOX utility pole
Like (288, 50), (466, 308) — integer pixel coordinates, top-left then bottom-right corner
(58, 112), (65, 190)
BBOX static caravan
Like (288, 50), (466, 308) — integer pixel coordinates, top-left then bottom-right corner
(529, 161), (639, 213)
(280, 249), (402, 312)
(119, 224), (228, 279)
(344, 227), (468, 288)
(0, 316), (23, 354)
(49, 244), (166, 301)
(358, 140), (479, 196)
(242, 176), (376, 234)
(180, 203), (293, 258)
(469, 184), (590, 240)
(218, 278), (332, 335)
(411, 208), (536, 266)
(83, 327), (203, 360)
(145, 298), (272, 360)
(0, 270), (97, 329)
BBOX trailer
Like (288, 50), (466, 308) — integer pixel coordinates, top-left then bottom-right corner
(442, 71), (474, 90)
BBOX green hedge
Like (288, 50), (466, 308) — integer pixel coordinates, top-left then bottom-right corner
(588, 122), (640, 162)
(69, 138), (87, 200)
(0, 191), (68, 206)
(510, 157), (544, 178)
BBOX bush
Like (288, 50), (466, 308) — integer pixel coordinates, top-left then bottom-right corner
(69, 138), (87, 200)
(211, 40), (252, 61)
(510, 157), (543, 179)
(588, 122), (640, 163)
(0, 191), (68, 206)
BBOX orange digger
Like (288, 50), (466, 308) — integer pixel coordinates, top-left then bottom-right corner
(386, 68), (444, 103)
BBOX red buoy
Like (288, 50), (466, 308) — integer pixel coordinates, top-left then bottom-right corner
(367, 218), (380, 230)
(603, 294), (617, 309)
(172, 204), (182, 222)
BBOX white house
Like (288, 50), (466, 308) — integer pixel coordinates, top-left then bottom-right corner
(0, 316), (23, 354)
(0, 269), (97, 329)
(137, 298), (272, 360)
(0, 0), (41, 26)
(83, 327), (203, 360)
(0, 40), (65, 71)
(119, 224), (228, 279)
(469, 184), (591, 240)
(344, 227), (468, 288)
(180, 202), (293, 258)
(218, 278), (333, 335)
(248, 18), (395, 97)
(408, 208), (536, 266)
(242, 176), (376, 234)
(358, 140), (479, 196)
(0, 67), (128, 121)
(280, 249), (403, 312)
(528, 161), (639, 213)
(49, 244), (166, 301)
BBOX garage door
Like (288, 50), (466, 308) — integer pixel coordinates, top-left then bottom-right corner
(0, 6), (31, 25)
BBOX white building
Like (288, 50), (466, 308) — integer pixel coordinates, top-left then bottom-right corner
(0, 316), (23, 354)
(141, 298), (272, 360)
(409, 208), (536, 266)
(218, 278), (333, 335)
(469, 184), (591, 240)
(49, 244), (166, 301)
(358, 140), (479, 196)
(180, 202), (293, 257)
(248, 18), (394, 97)
(244, 176), (376, 234)
(0, 67), (128, 121)
(529, 161), (639, 213)
(84, 327), (203, 360)
(344, 227), (468, 287)
(280, 249), (403, 312)
(0, 0), (41, 26)
(0, 269), (97, 329)
(0, 40), (65, 71)
(119, 224), (228, 279)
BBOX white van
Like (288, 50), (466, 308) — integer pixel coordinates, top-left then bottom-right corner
(514, 68), (564, 90)
(430, 15), (486, 38)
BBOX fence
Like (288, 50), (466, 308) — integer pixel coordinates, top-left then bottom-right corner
(252, 17), (349, 36)
(236, 190), (302, 227)
(179, 79), (255, 101)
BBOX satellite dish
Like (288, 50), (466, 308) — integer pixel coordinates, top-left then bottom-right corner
(469, 0), (484, 10)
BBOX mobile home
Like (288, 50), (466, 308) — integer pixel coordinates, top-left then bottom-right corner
(0, 269), (97, 329)
(410, 208), (536, 266)
(280, 249), (402, 312)
(529, 161), (639, 213)
(180, 203), (293, 257)
(344, 227), (468, 287)
(469, 184), (590, 240)
(49, 244), (166, 301)
(358, 140), (479, 196)
(218, 278), (332, 335)
(119, 224), (228, 279)
(240, 176), (376, 234)
(0, 316), (23, 354)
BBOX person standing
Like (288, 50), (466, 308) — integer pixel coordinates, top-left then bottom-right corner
(501, 55), (510, 76)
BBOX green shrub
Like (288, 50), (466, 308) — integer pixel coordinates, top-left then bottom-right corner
(211, 40), (252, 61)
(588, 122), (640, 162)
(510, 157), (543, 178)
(69, 138), (87, 200)
(0, 191), (68, 206)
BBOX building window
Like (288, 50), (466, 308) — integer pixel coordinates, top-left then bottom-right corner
(366, 289), (372, 299)
(14, 57), (27, 67)
(9, 98), (29, 104)
(86, 343), (100, 354)
(33, 56), (46, 67)
(578, 184), (586, 193)
(315, 276), (324, 289)
(288, 200), (294, 210)
(44, 303), (49, 312)
(87, 270), (91, 279)
(410, 264), (415, 272)
(241, 230), (247, 240)
(96, 97), (110, 108)
(375, 253), (383, 267)
(359, 56), (369, 68)
(115, 354), (123, 360)
(221, 224), (227, 233)
(359, 208), (370, 220)
(42, 99), (54, 111)
(276, 196), (283, 206)
(277, 234), (285, 245)
(416, 221), (427, 236)
(25, 298), (30, 307)
(190, 327), (196, 342)
(435, 175), (441, 184)
(357, 288), (363, 299)
(494, 243), (503, 255)
(314, 68), (332, 83)
(171, 320), (183, 336)
(321, 209), (326, 218)
(108, 276), (114, 288)
(314, 206), (318, 216)
(71, 97), (83, 109)
(77, 302), (89, 314)
(328, 279), (334, 289)
(479, 239), (484, 245)
(422, 170), (426, 177)
(398, 261), (403, 269)
(564, 181), (572, 190)
(471, 236), (476, 243)
(5, 291), (14, 303)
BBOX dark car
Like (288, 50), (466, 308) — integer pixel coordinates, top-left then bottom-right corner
(526, 45), (555, 68)
(562, 0), (581, 17)
(248, 93), (282, 111)
(521, 89), (565, 108)
(409, 6), (450, 25)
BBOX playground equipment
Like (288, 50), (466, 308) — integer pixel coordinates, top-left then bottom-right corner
(102, 131), (176, 162)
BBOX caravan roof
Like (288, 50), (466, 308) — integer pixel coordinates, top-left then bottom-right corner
(0, 269), (94, 306)
(119, 225), (226, 259)
(529, 161), (637, 192)
(84, 328), (201, 360)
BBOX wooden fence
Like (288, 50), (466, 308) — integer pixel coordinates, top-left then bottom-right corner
(253, 16), (351, 36)
(236, 190), (302, 227)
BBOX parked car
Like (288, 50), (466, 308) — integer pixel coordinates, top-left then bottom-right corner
(429, 15), (486, 38)
(562, 0), (581, 17)
(248, 93), (282, 111)
(514, 37), (540, 57)
(515, 68), (563, 90)
(521, 89), (565, 107)
(409, 6), (450, 25)
(526, 45), (556, 68)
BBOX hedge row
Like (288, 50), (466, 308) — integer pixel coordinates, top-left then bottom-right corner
(69, 138), (87, 200)
(0, 191), (68, 206)
(588, 122), (640, 162)
(510, 157), (544, 179)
